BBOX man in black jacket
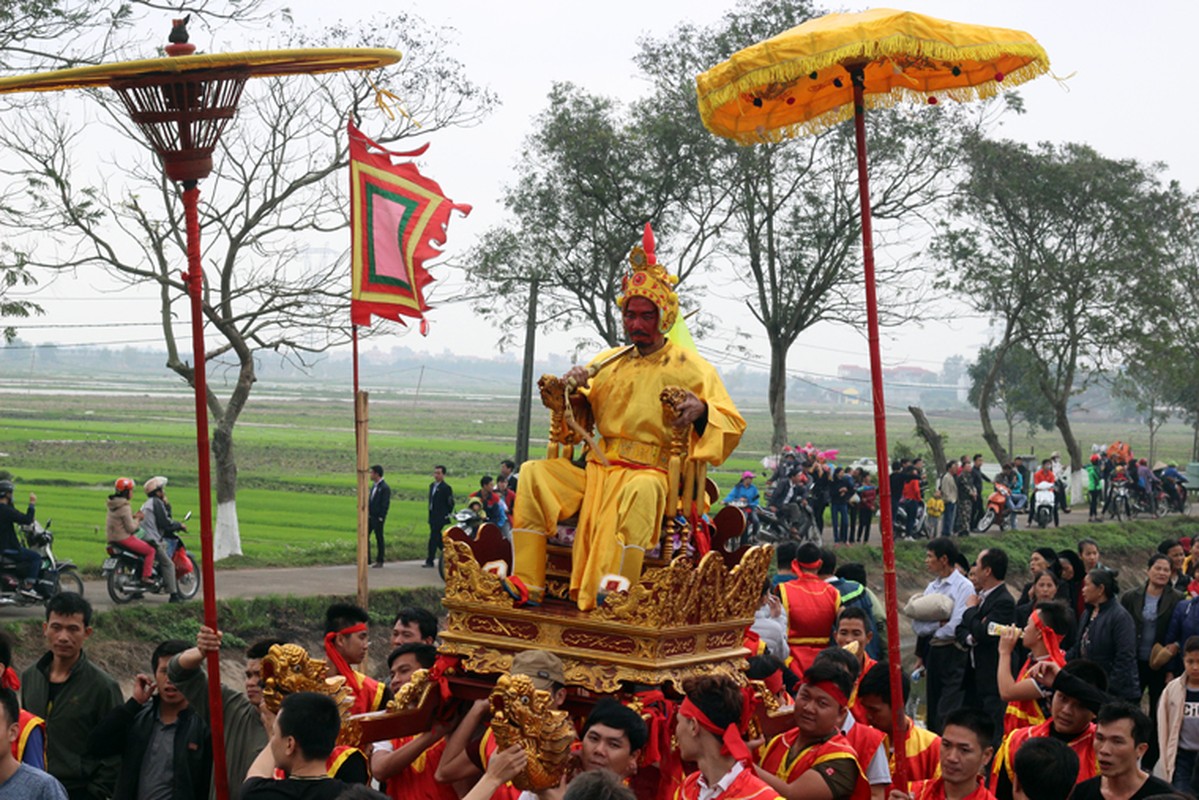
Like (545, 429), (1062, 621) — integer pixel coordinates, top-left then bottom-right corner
(89, 640), (212, 800)
(957, 546), (1016, 745)
(368, 465), (391, 568)
(971, 454), (991, 530)
(21, 594), (123, 800)
(426, 465), (454, 568)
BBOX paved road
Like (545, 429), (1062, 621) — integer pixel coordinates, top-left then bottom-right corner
(1, 559), (445, 620)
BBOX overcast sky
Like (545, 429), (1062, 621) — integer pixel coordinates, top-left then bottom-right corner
(7, 0), (1195, 386)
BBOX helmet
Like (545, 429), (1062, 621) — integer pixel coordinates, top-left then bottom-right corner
(1090, 454), (1100, 463)
(741, 471), (755, 479)
(0, 479), (13, 496)
(115, 477), (135, 493)
(144, 476), (168, 495)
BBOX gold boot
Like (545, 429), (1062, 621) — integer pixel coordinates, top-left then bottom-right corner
(512, 527), (548, 604)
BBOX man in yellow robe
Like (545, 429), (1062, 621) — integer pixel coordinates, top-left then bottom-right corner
(512, 227), (745, 611)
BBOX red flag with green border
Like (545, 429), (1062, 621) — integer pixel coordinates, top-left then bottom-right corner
(348, 121), (470, 329)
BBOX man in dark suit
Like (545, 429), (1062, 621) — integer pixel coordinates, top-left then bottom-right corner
(957, 546), (1016, 744)
(368, 464), (390, 567)
(426, 465), (454, 568)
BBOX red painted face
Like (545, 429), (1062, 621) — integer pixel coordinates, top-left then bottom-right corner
(622, 296), (664, 350)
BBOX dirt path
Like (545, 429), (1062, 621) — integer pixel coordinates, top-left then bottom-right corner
(1, 559), (445, 620)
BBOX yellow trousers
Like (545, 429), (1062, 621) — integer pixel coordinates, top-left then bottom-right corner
(513, 457), (666, 611)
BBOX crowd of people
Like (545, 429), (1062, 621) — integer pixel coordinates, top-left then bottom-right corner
(2, 530), (1190, 800)
(733, 443), (1190, 546)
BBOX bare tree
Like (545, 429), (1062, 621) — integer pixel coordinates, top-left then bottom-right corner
(0, 15), (495, 556)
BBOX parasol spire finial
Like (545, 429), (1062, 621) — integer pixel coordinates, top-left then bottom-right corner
(165, 15), (195, 56)
(169, 15), (190, 44)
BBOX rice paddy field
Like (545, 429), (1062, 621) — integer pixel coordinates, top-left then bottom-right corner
(2, 371), (1196, 573)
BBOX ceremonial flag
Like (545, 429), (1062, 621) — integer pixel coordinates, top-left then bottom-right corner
(348, 121), (470, 329)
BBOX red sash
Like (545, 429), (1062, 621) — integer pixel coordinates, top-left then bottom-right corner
(758, 730), (871, 800)
(1002, 658), (1049, 736)
(778, 575), (841, 674)
(843, 720), (885, 772)
(886, 722), (941, 790)
(384, 737), (457, 800)
(911, 777), (997, 800)
(12, 709), (44, 763)
(675, 766), (783, 800)
(848, 655), (877, 722)
(344, 671), (386, 716)
(991, 720), (1097, 796)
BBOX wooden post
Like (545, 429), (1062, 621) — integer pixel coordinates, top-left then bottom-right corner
(355, 390), (370, 609)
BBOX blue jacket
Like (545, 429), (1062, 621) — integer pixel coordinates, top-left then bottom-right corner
(1166, 597), (1199, 674)
(724, 483), (760, 507)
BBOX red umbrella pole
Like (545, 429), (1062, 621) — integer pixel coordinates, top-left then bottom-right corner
(182, 182), (231, 800)
(849, 64), (908, 789)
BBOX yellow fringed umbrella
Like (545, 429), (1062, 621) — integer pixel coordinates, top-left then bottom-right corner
(696, 8), (1050, 787)
(696, 7), (1048, 142)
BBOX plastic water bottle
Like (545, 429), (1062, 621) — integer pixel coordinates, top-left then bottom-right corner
(910, 666), (925, 681)
(987, 621), (1022, 637)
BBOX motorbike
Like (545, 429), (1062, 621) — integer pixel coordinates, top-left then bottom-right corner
(1032, 481), (1057, 528)
(103, 512), (199, 603)
(895, 502), (932, 539)
(1106, 481), (1133, 521)
(757, 502), (815, 543)
(976, 484), (1013, 533)
(1161, 476), (1191, 515)
(0, 518), (84, 607)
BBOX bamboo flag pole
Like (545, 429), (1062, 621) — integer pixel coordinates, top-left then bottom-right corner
(355, 390), (369, 609)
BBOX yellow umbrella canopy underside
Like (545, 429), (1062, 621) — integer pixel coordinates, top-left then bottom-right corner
(696, 7), (1049, 144)
(0, 47), (402, 94)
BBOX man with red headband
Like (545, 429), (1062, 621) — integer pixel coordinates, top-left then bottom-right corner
(323, 603), (389, 716)
(990, 660), (1108, 800)
(511, 226), (745, 611)
(891, 708), (996, 800)
(996, 602), (1072, 736)
(676, 673), (780, 800)
(756, 660), (871, 800)
(779, 542), (841, 675)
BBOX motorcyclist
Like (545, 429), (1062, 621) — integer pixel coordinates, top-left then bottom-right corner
(724, 471), (761, 545)
(1085, 454), (1105, 522)
(1049, 451), (1070, 512)
(140, 476), (184, 603)
(1135, 458), (1161, 516)
(0, 478), (41, 599)
(105, 477), (157, 588)
(768, 470), (810, 538)
(1162, 463), (1189, 509)
(1030, 458), (1060, 527)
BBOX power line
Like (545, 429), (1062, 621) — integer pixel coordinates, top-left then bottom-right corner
(6, 322), (163, 329)
(0, 337), (164, 350)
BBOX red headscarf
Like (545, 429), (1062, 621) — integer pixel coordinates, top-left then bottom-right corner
(679, 697), (752, 766)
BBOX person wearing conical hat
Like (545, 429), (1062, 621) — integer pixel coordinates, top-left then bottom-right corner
(511, 224), (745, 611)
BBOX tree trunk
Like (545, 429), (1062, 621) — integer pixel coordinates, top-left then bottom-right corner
(1048, 400), (1085, 505)
(977, 346), (1011, 464)
(515, 274), (539, 467)
(908, 406), (947, 479)
(767, 337), (788, 451)
(212, 422), (243, 559)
